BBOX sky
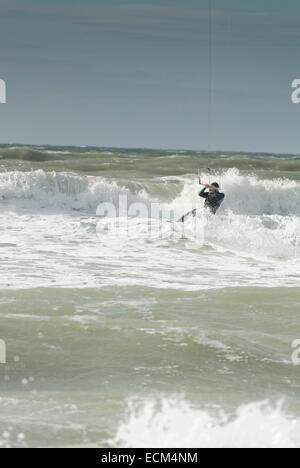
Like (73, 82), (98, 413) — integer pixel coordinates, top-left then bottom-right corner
(0, 0), (299, 153)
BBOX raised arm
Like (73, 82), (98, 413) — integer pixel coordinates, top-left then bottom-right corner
(199, 187), (208, 198)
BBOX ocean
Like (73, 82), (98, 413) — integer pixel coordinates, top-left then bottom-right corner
(0, 144), (299, 448)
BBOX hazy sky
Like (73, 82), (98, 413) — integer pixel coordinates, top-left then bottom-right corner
(0, 0), (299, 153)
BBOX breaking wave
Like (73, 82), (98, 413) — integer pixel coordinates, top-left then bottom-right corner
(112, 397), (300, 448)
(0, 168), (299, 217)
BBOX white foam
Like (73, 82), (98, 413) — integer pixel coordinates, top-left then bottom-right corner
(169, 168), (300, 217)
(112, 397), (300, 448)
(0, 168), (299, 217)
(0, 169), (299, 290)
(0, 170), (147, 212)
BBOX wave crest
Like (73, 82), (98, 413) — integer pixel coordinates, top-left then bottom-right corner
(1, 168), (299, 216)
(112, 397), (300, 448)
(0, 170), (147, 211)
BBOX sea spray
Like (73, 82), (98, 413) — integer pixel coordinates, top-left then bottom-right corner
(0, 147), (299, 447)
(0, 168), (300, 216)
(112, 398), (300, 448)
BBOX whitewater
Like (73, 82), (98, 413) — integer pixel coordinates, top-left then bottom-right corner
(0, 145), (299, 448)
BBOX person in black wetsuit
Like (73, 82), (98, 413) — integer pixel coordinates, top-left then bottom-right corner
(199, 182), (225, 214)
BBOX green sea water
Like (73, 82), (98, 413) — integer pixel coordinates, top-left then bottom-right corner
(0, 146), (299, 447)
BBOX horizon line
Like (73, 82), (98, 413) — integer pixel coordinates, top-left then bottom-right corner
(0, 142), (299, 157)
